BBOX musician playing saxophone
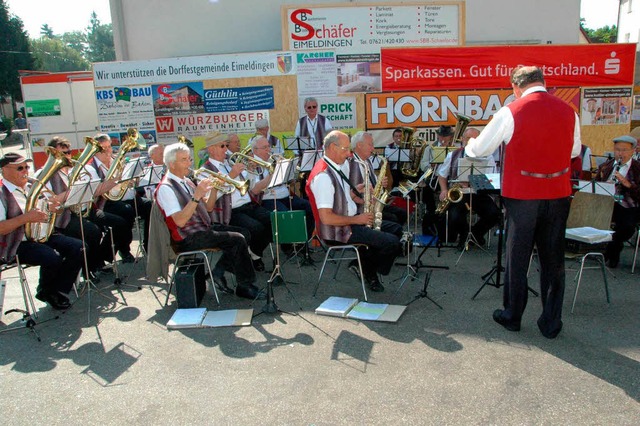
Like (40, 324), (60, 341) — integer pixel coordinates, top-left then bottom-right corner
(348, 131), (405, 234)
(0, 153), (82, 310)
(433, 128), (499, 248)
(306, 131), (402, 293)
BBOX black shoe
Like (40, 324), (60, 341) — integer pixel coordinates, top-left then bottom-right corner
(606, 255), (619, 268)
(120, 252), (135, 263)
(537, 317), (562, 339)
(366, 276), (385, 292)
(35, 291), (71, 310)
(236, 284), (266, 300)
(252, 258), (265, 272)
(492, 309), (520, 331)
(213, 275), (234, 295)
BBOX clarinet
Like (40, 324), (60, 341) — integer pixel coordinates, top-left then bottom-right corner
(612, 158), (622, 185)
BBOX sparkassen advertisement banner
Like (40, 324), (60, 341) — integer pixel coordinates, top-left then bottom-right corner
(381, 44), (637, 91)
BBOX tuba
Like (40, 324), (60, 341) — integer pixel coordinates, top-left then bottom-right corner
(25, 146), (73, 242)
(103, 128), (140, 201)
(66, 136), (104, 216)
(400, 127), (427, 178)
(192, 168), (250, 196)
(452, 113), (472, 145)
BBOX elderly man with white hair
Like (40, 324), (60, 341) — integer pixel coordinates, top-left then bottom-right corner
(249, 119), (284, 155)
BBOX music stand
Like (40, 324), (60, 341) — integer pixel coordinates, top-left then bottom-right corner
(284, 136), (313, 152)
(255, 157), (301, 316)
(393, 168), (448, 308)
(62, 179), (120, 323)
(470, 174), (539, 300)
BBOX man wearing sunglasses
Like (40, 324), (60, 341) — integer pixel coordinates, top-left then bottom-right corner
(0, 152), (83, 310)
(35, 137), (105, 279)
(294, 97), (333, 151)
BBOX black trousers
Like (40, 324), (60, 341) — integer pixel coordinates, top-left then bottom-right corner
(124, 195), (153, 251)
(382, 203), (408, 227)
(173, 229), (255, 288)
(606, 204), (640, 263)
(503, 197), (570, 335)
(89, 204), (133, 262)
(62, 213), (104, 272)
(447, 193), (500, 243)
(16, 234), (83, 295)
(328, 223), (402, 279)
(229, 203), (272, 257)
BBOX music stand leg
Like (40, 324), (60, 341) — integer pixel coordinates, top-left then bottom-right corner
(405, 270), (443, 309)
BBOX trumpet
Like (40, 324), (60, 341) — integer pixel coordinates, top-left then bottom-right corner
(191, 168), (249, 195)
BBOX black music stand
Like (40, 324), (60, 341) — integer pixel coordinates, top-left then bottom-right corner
(255, 157), (301, 317)
(63, 179), (123, 322)
(284, 136), (313, 152)
(393, 168), (448, 308)
(470, 174), (539, 300)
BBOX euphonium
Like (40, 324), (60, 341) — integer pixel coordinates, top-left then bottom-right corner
(25, 146), (74, 242)
(372, 155), (390, 231)
(400, 126), (427, 178)
(66, 136), (104, 216)
(229, 145), (274, 176)
(192, 168), (250, 196)
(435, 183), (464, 215)
(451, 113), (472, 145)
(103, 128), (140, 201)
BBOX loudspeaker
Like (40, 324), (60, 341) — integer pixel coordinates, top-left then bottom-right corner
(175, 259), (206, 309)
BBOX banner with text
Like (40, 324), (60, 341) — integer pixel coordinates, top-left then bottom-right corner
(96, 85), (156, 135)
(93, 51), (296, 87)
(282, 2), (463, 93)
(366, 88), (580, 129)
(381, 44), (637, 91)
(295, 51), (338, 97)
(297, 96), (357, 130)
(581, 87), (633, 126)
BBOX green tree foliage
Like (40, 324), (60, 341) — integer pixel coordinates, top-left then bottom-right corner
(580, 19), (618, 43)
(30, 37), (90, 72)
(61, 30), (87, 55)
(0, 0), (35, 101)
(40, 23), (54, 38)
(85, 12), (115, 63)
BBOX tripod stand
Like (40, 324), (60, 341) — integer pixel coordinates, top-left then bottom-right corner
(255, 158), (301, 317)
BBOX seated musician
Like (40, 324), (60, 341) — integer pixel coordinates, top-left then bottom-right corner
(306, 130), (403, 292)
(138, 144), (165, 199)
(38, 137), (105, 277)
(418, 125), (456, 214)
(435, 128), (499, 247)
(155, 143), (264, 300)
(594, 134), (640, 268)
(200, 132), (272, 271)
(86, 134), (137, 263)
(249, 119), (284, 156)
(349, 131), (406, 233)
(249, 136), (314, 239)
(0, 153), (83, 310)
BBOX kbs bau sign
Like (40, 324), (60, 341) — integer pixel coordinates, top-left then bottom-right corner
(365, 88), (580, 129)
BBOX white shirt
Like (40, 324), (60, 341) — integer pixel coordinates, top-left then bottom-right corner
(88, 156), (135, 201)
(0, 180), (29, 241)
(156, 171), (194, 217)
(208, 158), (251, 209)
(309, 157), (357, 216)
(437, 150), (496, 179)
(465, 86), (582, 159)
(607, 158), (631, 182)
(294, 116), (333, 146)
(253, 156), (290, 201)
(248, 133), (284, 155)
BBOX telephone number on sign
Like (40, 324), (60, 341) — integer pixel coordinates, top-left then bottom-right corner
(368, 38), (405, 45)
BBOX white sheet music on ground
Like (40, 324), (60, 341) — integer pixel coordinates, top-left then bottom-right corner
(566, 227), (614, 243)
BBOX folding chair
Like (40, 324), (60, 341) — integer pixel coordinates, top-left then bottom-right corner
(0, 256), (43, 340)
(564, 192), (615, 313)
(313, 240), (369, 302)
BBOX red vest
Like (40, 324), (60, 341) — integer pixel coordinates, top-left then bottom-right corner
(503, 91), (575, 199)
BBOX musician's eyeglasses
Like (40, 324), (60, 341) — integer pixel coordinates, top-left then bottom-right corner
(13, 165), (31, 171)
(306, 105), (317, 110)
(614, 147), (632, 152)
(61, 150), (71, 155)
(219, 144), (229, 148)
(336, 145), (351, 152)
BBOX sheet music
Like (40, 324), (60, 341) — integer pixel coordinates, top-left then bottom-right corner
(456, 157), (495, 182)
(298, 150), (319, 172)
(62, 179), (101, 208)
(384, 147), (410, 162)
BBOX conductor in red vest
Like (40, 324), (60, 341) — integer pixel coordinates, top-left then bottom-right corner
(465, 66), (581, 339)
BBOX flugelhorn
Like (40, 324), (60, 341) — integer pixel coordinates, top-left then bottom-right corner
(229, 145), (274, 176)
(191, 168), (249, 196)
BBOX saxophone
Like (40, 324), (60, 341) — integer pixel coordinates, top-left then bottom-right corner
(372, 155), (390, 231)
(435, 183), (464, 215)
(25, 146), (73, 242)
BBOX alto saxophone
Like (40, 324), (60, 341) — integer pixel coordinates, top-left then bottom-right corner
(372, 155), (390, 231)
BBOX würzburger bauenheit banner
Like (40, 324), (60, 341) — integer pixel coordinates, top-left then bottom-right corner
(381, 44), (636, 91)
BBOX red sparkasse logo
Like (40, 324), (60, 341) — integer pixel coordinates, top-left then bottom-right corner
(155, 116), (174, 133)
